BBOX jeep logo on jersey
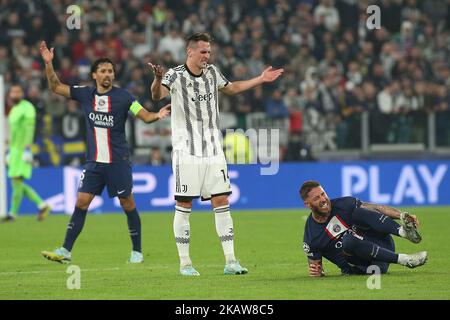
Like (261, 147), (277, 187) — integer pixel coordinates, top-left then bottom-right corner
(89, 113), (114, 127)
(191, 92), (213, 102)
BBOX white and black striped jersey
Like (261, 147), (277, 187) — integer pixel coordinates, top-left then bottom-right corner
(162, 64), (229, 157)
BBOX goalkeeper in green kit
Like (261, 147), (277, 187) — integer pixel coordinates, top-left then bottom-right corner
(2, 84), (51, 222)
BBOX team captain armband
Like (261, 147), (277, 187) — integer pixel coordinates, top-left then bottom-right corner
(129, 101), (144, 115)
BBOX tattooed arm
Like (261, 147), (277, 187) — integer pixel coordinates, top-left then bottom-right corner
(359, 202), (403, 219)
(360, 201), (420, 226)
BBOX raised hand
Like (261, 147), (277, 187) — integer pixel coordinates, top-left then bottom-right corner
(39, 41), (54, 64)
(260, 66), (284, 83)
(158, 104), (171, 120)
(148, 62), (165, 79)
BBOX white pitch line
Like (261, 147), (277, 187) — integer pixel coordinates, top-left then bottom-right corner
(0, 263), (301, 276)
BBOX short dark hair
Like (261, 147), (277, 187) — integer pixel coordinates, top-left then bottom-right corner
(91, 58), (115, 75)
(187, 32), (211, 48)
(299, 180), (321, 201)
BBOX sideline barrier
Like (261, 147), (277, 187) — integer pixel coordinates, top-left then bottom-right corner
(7, 160), (449, 214)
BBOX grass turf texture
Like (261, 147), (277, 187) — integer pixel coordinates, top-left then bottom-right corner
(0, 208), (449, 300)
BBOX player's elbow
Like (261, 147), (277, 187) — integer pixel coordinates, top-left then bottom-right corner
(223, 87), (237, 96)
(151, 93), (162, 101)
(49, 83), (58, 93)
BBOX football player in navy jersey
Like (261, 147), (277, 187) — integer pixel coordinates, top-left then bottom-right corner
(39, 41), (170, 264)
(300, 181), (428, 277)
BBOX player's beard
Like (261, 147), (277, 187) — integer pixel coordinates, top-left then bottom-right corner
(311, 199), (331, 218)
(101, 78), (112, 89)
(10, 97), (21, 104)
(199, 59), (208, 69)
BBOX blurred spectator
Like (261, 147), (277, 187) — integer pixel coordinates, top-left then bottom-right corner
(377, 80), (401, 114)
(149, 147), (165, 166)
(266, 89), (289, 119)
(314, 0), (340, 33)
(158, 27), (186, 63)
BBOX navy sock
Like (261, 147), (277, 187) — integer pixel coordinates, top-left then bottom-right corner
(125, 208), (141, 253)
(63, 207), (88, 252)
(352, 207), (401, 236)
(343, 233), (398, 264)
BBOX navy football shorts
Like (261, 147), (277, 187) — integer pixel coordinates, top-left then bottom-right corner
(344, 232), (395, 275)
(78, 161), (133, 198)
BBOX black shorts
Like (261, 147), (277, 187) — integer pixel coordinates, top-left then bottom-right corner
(78, 161), (133, 198)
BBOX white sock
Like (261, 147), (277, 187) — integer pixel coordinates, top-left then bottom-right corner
(174, 206), (192, 267)
(214, 205), (236, 264)
(397, 253), (409, 265)
(398, 226), (406, 238)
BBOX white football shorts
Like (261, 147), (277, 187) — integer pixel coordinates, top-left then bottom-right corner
(172, 150), (232, 201)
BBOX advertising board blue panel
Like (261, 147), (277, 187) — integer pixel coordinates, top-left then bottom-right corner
(6, 160), (449, 214)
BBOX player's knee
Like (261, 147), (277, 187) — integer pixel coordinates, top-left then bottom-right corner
(211, 195), (229, 208)
(119, 197), (135, 212)
(176, 200), (192, 209)
(75, 198), (91, 210)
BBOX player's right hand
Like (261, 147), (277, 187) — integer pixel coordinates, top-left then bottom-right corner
(147, 62), (164, 79)
(157, 104), (171, 120)
(39, 41), (54, 63)
(309, 263), (324, 277)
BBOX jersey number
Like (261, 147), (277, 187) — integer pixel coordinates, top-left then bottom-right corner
(220, 169), (229, 182)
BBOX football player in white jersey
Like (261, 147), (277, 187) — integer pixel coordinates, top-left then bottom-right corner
(149, 32), (283, 276)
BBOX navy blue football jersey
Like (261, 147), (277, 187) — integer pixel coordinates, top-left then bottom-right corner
(303, 196), (362, 274)
(70, 86), (136, 163)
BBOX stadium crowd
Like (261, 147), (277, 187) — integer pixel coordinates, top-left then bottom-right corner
(1, 0), (450, 166)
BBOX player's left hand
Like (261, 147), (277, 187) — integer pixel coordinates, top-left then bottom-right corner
(158, 104), (171, 120)
(260, 66), (284, 83)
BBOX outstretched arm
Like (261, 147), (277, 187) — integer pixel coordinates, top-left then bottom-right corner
(40, 41), (70, 98)
(148, 62), (169, 101)
(360, 202), (419, 226)
(220, 66), (284, 96)
(135, 103), (171, 124)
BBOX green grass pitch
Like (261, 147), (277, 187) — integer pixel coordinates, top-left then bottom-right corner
(0, 208), (449, 300)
